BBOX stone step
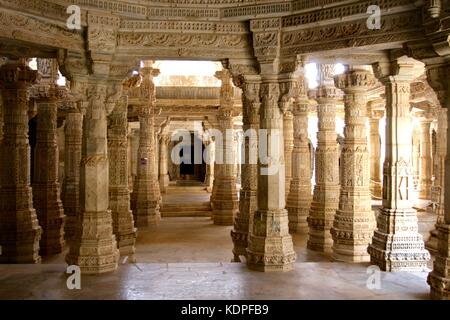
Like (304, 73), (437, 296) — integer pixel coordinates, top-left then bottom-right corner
(161, 210), (212, 217)
(161, 206), (211, 212)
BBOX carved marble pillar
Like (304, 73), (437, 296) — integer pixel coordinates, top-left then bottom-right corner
(212, 70), (239, 226)
(132, 67), (161, 227)
(283, 111), (294, 199)
(33, 97), (66, 255)
(159, 133), (170, 194)
(427, 108), (447, 253)
(246, 76), (296, 271)
(107, 91), (137, 257)
(308, 64), (341, 253)
(369, 109), (384, 199)
(287, 74), (312, 234)
(231, 78), (260, 262)
(331, 69), (376, 262)
(0, 60), (42, 263)
(368, 58), (430, 271)
(418, 113), (433, 199)
(204, 138), (215, 193)
(427, 63), (450, 299)
(62, 110), (83, 241)
(66, 81), (119, 274)
(32, 59), (66, 255)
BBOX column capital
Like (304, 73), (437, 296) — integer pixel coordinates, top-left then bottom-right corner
(0, 59), (39, 90)
(334, 69), (376, 92)
(372, 56), (425, 84)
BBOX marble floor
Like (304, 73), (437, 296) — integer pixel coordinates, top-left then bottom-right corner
(0, 185), (437, 300)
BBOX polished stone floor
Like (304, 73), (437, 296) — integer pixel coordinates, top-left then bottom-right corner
(0, 185), (436, 300)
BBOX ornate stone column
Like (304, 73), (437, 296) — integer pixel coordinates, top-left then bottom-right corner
(231, 76), (260, 262)
(369, 108), (384, 199)
(0, 60), (42, 263)
(66, 81), (120, 274)
(107, 85), (137, 258)
(331, 69), (376, 262)
(132, 66), (161, 227)
(212, 70), (239, 226)
(287, 73), (312, 234)
(159, 133), (170, 194)
(283, 111), (294, 199)
(32, 58), (66, 255)
(427, 62), (450, 299)
(62, 109), (83, 241)
(368, 57), (430, 271)
(246, 73), (297, 271)
(427, 108), (447, 252)
(418, 112), (433, 199)
(308, 64), (341, 252)
(204, 137), (215, 192)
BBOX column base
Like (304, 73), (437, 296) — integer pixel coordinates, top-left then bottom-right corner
(65, 210), (119, 274)
(213, 209), (236, 226)
(64, 214), (77, 243)
(159, 174), (169, 193)
(427, 224), (450, 300)
(231, 228), (248, 261)
(0, 205), (42, 264)
(426, 228), (439, 254)
(368, 209), (431, 272)
(117, 230), (137, 257)
(370, 183), (382, 199)
(37, 209), (66, 256)
(246, 209), (297, 272)
(331, 210), (375, 263)
(287, 207), (309, 234)
(307, 210), (335, 253)
(135, 211), (161, 228)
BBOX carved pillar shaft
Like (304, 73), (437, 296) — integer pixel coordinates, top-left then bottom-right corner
(308, 64), (341, 253)
(159, 134), (170, 194)
(368, 59), (430, 271)
(427, 63), (450, 299)
(283, 111), (294, 199)
(331, 69), (376, 262)
(62, 111), (83, 241)
(246, 77), (296, 272)
(369, 110), (384, 199)
(231, 79), (260, 262)
(204, 139), (215, 193)
(0, 60), (41, 263)
(132, 67), (161, 227)
(108, 93), (136, 257)
(419, 116), (433, 199)
(427, 109), (447, 253)
(66, 82), (119, 274)
(33, 100), (65, 255)
(212, 70), (238, 226)
(287, 76), (312, 234)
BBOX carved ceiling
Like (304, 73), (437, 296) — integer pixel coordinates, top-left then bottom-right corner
(0, 0), (446, 69)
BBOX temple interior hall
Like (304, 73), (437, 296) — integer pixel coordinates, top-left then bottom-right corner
(1, 0), (450, 301)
